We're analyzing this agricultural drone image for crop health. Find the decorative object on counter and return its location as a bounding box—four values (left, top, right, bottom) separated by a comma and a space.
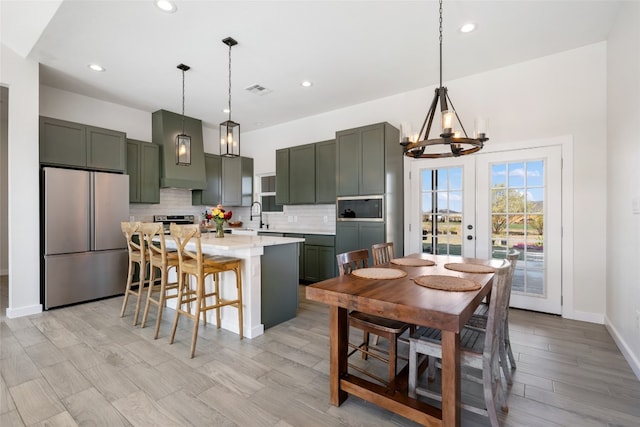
400, 0, 488, 159
204, 204, 233, 238
228, 220, 243, 228
220, 36, 240, 158
176, 63, 191, 165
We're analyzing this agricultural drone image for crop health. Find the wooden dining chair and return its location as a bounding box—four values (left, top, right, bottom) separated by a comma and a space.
120, 221, 148, 325
337, 249, 411, 390
139, 222, 180, 339
466, 249, 520, 384
408, 260, 511, 427
371, 242, 395, 266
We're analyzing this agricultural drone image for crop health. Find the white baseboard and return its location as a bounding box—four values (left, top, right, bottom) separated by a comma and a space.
6, 304, 43, 318
569, 310, 604, 324
605, 315, 640, 381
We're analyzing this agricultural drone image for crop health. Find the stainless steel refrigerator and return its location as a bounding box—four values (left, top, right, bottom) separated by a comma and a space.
41, 167, 129, 309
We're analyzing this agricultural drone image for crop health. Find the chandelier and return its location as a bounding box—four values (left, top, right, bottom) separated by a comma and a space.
220, 37, 240, 157
401, 0, 488, 158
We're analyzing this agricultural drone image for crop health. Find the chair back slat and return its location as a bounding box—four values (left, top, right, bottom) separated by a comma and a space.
121, 221, 144, 260
336, 249, 369, 276
170, 224, 202, 273
371, 242, 394, 265
482, 260, 511, 364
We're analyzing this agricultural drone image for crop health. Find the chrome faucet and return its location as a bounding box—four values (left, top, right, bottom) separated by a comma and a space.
250, 201, 266, 229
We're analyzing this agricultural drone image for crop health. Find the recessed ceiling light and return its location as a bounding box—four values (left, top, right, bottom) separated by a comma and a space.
460, 23, 476, 33
301, 81, 313, 87
155, 0, 177, 13
88, 64, 105, 72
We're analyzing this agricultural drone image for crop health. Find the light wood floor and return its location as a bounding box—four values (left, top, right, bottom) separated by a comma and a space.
1, 275, 639, 426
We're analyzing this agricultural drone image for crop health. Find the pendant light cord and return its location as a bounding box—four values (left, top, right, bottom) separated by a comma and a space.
439, 0, 443, 89
228, 43, 232, 122
181, 68, 186, 134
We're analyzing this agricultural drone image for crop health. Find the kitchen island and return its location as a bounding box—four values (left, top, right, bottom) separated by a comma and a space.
164, 233, 304, 338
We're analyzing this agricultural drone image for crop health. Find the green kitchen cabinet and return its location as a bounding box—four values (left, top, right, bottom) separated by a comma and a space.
40, 116, 126, 172
336, 222, 385, 266
289, 143, 316, 204
127, 139, 160, 204
192, 154, 222, 206
221, 156, 253, 207
315, 139, 336, 204
303, 234, 336, 282
275, 148, 290, 205
336, 122, 399, 196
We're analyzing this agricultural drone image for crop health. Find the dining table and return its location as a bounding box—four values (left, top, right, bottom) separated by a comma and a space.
305, 253, 503, 427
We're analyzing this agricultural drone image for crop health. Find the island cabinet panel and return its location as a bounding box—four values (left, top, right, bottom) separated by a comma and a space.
315, 139, 336, 204
40, 116, 126, 172
289, 143, 316, 204
336, 222, 384, 266
192, 153, 222, 206
221, 156, 253, 207
86, 125, 127, 172
127, 139, 160, 204
261, 243, 299, 329
275, 148, 290, 205
285, 233, 305, 281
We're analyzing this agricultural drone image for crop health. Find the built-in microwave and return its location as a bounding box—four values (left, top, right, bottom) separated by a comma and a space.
336, 196, 384, 221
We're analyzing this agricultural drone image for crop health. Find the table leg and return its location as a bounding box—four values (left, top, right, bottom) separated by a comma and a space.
329, 306, 348, 405
441, 330, 461, 427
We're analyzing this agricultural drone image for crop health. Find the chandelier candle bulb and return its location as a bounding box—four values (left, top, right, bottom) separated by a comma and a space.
475, 117, 489, 139
442, 110, 454, 134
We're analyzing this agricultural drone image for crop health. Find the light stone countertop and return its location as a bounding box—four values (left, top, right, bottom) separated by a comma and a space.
166, 233, 305, 251
227, 228, 335, 236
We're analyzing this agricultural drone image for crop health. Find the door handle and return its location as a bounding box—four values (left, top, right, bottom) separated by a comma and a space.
467, 235, 473, 240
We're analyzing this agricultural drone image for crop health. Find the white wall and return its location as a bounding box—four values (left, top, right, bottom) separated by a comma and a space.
605, 1, 640, 378
1, 86, 8, 275
40, 86, 152, 141
242, 42, 608, 321
1, 43, 42, 317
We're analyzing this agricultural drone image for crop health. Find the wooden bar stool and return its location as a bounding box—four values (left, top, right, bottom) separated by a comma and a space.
169, 224, 244, 358
120, 221, 148, 325
139, 222, 180, 339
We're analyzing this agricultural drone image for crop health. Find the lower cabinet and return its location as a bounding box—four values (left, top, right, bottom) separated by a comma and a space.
336, 222, 385, 266
303, 234, 336, 282
284, 233, 305, 281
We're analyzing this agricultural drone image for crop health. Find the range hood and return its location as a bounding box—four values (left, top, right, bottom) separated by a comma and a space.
152, 109, 207, 189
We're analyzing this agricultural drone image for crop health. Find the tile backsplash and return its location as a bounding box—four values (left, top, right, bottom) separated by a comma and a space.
129, 188, 336, 233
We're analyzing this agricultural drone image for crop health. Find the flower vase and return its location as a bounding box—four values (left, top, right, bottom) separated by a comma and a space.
215, 222, 225, 238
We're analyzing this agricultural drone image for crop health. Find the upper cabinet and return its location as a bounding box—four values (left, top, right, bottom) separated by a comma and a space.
275, 148, 290, 205
152, 109, 206, 190
276, 139, 336, 205
192, 153, 222, 206
221, 156, 253, 207
315, 139, 336, 204
127, 139, 160, 204
40, 116, 126, 172
336, 122, 399, 196
289, 143, 316, 204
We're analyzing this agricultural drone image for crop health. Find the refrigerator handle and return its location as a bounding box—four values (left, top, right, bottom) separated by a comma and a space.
90, 172, 96, 251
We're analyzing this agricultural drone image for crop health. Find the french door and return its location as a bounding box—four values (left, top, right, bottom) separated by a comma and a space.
409, 145, 562, 314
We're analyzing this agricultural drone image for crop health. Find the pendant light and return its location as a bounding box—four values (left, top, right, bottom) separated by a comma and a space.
401, 0, 488, 158
220, 37, 240, 157
176, 63, 191, 165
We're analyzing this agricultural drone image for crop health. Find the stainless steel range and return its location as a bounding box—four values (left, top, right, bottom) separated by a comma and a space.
153, 214, 195, 234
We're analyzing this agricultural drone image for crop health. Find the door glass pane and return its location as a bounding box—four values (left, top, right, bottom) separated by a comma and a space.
421, 167, 463, 255
490, 160, 545, 296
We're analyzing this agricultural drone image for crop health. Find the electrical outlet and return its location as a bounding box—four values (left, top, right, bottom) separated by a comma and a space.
294, 215, 298, 223
323, 215, 328, 223
238, 215, 242, 221
636, 310, 640, 329
288, 216, 293, 223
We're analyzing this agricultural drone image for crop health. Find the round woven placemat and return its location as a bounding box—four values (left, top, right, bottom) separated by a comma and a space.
390, 258, 435, 267
444, 263, 495, 274
413, 275, 481, 291
352, 268, 408, 280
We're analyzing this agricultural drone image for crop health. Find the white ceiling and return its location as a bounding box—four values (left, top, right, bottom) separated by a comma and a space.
3, 0, 622, 132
